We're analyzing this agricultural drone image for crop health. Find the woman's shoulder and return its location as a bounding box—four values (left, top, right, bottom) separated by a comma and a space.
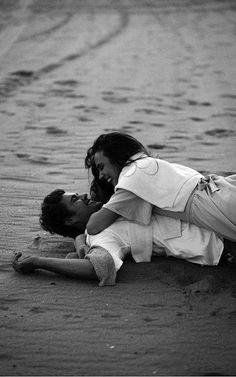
122, 155, 159, 178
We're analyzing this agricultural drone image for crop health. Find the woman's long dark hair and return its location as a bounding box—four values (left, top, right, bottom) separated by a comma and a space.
85, 132, 149, 201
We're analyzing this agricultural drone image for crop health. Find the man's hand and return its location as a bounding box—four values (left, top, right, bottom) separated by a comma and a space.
12, 252, 37, 273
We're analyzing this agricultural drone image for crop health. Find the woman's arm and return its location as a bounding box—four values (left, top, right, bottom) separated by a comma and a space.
12, 252, 97, 280
86, 208, 120, 235
87, 189, 153, 235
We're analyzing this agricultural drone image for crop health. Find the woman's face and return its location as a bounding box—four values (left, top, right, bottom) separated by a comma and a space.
94, 151, 121, 187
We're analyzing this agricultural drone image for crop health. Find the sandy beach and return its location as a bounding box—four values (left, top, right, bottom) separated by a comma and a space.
0, 0, 236, 375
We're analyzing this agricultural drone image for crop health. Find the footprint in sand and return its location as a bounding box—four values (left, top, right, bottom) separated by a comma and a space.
74, 105, 101, 115
0, 298, 20, 305
205, 128, 236, 137
74, 104, 86, 109
102, 94, 130, 104
148, 143, 179, 152
150, 122, 165, 128
54, 79, 79, 87
45, 79, 82, 99
114, 86, 134, 92
0, 70, 35, 100
29, 306, 45, 314
103, 128, 120, 132
16, 153, 50, 165
0, 109, 15, 116
35, 102, 46, 108
63, 314, 73, 319
163, 92, 184, 98
177, 77, 190, 83
220, 94, 236, 99
142, 317, 155, 322
190, 116, 205, 122
121, 125, 138, 132
212, 111, 236, 118
46, 126, 67, 135
77, 116, 92, 122
135, 108, 165, 115
141, 303, 165, 308
186, 99, 212, 107
103, 126, 141, 133
25, 125, 40, 130
46, 88, 75, 98
16, 153, 30, 159
170, 135, 190, 140
101, 313, 121, 318
83, 106, 100, 113
128, 120, 144, 125
11, 70, 35, 78
147, 143, 165, 150
121, 125, 141, 133
167, 104, 182, 111
188, 157, 210, 162
0, 305, 9, 311
200, 141, 217, 146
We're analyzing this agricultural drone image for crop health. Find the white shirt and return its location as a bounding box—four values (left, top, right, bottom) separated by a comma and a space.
86, 219, 131, 271
85, 216, 224, 272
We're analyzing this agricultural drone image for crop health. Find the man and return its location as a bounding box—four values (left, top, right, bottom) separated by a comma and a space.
13, 189, 233, 286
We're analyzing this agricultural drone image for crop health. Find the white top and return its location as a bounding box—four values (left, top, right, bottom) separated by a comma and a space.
86, 219, 130, 271
103, 154, 203, 239
116, 154, 203, 211
85, 215, 224, 272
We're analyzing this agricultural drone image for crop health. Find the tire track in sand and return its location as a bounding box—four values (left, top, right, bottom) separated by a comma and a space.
0, 4, 129, 102
0, 0, 32, 58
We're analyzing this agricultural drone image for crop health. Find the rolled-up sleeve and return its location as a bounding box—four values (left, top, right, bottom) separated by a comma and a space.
85, 246, 117, 286
103, 189, 152, 225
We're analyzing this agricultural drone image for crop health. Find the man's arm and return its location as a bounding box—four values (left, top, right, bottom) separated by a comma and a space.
12, 252, 97, 280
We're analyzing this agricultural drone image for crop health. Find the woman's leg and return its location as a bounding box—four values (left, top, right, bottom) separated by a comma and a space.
188, 175, 236, 241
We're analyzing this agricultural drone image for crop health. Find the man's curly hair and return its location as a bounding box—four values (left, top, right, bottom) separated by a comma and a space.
39, 189, 82, 239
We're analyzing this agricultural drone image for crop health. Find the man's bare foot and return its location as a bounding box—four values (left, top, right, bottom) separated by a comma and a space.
12, 252, 37, 273
222, 240, 236, 265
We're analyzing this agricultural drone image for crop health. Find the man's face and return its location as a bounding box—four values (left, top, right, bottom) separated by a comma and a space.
61, 192, 102, 229
94, 151, 121, 187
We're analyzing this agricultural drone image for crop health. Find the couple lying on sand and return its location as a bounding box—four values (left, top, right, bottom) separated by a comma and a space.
12, 133, 236, 286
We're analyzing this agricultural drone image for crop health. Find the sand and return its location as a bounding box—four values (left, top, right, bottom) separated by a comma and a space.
0, 0, 236, 375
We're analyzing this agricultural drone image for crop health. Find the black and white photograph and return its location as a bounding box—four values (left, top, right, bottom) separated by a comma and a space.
0, 0, 236, 376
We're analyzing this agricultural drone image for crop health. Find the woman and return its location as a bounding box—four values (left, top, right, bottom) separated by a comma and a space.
85, 132, 236, 243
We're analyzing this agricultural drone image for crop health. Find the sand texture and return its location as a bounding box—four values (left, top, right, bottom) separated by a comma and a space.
0, 0, 236, 375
